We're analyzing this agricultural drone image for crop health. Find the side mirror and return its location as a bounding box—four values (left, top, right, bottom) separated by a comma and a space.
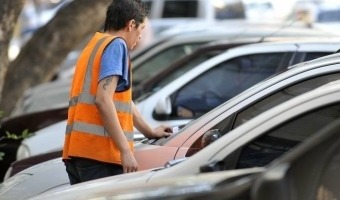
164, 157, 188, 168
201, 129, 222, 148
155, 96, 172, 115
199, 160, 226, 173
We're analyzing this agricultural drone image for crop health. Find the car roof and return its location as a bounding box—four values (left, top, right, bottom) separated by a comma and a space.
224, 37, 340, 48
159, 19, 323, 37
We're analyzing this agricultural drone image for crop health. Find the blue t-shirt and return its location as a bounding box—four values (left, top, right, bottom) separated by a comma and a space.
99, 38, 130, 92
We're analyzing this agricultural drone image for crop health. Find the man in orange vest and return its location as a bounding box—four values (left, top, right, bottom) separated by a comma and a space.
63, 0, 172, 184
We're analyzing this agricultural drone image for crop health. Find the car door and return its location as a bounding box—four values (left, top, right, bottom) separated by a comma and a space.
175, 65, 340, 159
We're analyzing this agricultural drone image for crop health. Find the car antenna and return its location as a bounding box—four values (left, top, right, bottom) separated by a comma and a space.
258, 17, 303, 42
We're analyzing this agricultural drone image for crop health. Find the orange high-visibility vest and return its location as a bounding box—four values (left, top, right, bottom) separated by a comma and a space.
62, 32, 134, 164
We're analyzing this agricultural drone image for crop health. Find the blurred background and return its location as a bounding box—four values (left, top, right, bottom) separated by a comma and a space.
9, 0, 340, 60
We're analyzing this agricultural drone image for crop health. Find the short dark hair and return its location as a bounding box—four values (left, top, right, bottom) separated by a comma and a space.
104, 0, 150, 32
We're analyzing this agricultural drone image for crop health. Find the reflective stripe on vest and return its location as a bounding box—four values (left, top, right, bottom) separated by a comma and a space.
65, 122, 134, 141
68, 94, 132, 114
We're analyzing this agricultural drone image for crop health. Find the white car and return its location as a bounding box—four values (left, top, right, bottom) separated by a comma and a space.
16, 39, 340, 160
134, 39, 340, 129
5, 53, 340, 200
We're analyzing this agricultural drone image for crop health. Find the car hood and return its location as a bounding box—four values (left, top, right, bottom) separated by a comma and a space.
29, 167, 264, 200
39, 170, 158, 199
0, 157, 159, 200
0, 158, 68, 200
1, 141, 176, 200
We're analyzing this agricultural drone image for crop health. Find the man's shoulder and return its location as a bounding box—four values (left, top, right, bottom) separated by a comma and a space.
111, 37, 127, 47
104, 37, 128, 54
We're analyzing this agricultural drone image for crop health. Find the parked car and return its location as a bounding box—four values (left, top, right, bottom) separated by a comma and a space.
15, 39, 340, 164
132, 20, 332, 86
5, 56, 340, 200
133, 37, 272, 99
132, 35, 335, 99
28, 109, 340, 200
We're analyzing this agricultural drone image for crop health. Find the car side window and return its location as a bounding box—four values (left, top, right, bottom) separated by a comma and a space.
304, 52, 332, 62
233, 73, 340, 128
235, 103, 340, 169
133, 43, 203, 85
162, 1, 198, 18
172, 53, 287, 118
292, 52, 333, 65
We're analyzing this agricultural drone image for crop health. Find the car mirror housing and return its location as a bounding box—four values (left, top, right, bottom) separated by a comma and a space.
201, 129, 222, 148
199, 160, 226, 173
155, 97, 172, 115
164, 157, 188, 168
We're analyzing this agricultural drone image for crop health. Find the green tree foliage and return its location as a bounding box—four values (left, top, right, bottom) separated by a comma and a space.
0, 111, 34, 160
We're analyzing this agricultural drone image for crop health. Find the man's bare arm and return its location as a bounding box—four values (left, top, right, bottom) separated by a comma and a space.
132, 101, 172, 139
95, 75, 137, 173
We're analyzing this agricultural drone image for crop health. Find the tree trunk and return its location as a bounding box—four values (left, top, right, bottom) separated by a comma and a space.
0, 0, 111, 116
0, 0, 25, 107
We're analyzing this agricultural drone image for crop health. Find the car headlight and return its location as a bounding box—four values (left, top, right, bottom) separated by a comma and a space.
16, 144, 30, 160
